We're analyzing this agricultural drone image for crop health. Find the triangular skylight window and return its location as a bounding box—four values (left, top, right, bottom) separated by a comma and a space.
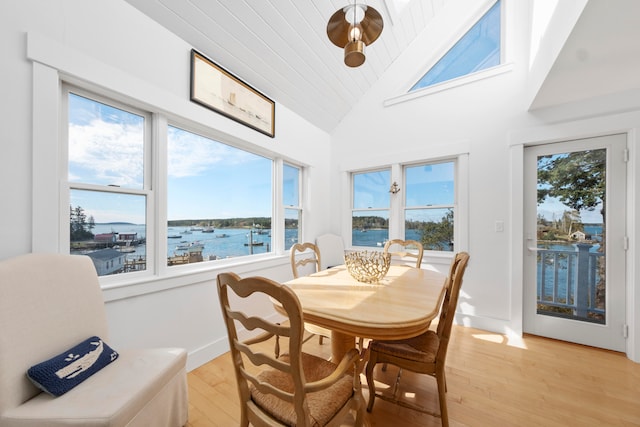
410, 0, 501, 92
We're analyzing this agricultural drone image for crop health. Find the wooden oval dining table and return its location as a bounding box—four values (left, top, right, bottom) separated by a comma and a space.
282, 264, 448, 361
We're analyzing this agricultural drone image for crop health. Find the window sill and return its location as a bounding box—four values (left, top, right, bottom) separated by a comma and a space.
383, 63, 514, 107
101, 253, 289, 302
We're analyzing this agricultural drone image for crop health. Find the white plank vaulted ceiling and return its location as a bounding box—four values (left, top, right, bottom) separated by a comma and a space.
124, 0, 640, 134
124, 0, 448, 133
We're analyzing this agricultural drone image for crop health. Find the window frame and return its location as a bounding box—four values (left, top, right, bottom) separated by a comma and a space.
402, 160, 457, 252
351, 168, 392, 246
347, 156, 467, 260
62, 85, 155, 283
283, 162, 302, 251
54, 82, 304, 286
409, 0, 503, 93
384, 0, 514, 107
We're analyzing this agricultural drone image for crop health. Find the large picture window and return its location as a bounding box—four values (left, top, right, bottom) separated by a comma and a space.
167, 125, 273, 265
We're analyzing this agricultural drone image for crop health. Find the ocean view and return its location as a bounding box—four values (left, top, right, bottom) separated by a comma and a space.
79, 224, 453, 262
80, 223, 603, 294
85, 223, 288, 261
76, 225, 430, 268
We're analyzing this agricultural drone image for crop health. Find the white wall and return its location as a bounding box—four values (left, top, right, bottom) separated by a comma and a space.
2, 0, 639, 368
330, 0, 640, 361
1, 0, 331, 370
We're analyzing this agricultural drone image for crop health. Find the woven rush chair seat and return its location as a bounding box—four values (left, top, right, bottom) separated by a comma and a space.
367, 330, 439, 364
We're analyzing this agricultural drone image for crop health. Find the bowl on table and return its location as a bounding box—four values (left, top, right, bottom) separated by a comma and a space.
344, 250, 391, 283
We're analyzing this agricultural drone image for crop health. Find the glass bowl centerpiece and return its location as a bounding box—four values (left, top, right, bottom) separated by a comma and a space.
344, 250, 391, 283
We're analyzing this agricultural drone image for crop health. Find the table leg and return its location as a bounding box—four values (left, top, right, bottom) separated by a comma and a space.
331, 331, 356, 361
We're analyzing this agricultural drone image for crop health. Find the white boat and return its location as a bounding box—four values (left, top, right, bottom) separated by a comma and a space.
114, 244, 135, 253
176, 241, 205, 252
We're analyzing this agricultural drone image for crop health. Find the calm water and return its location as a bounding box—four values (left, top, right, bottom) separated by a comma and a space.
89, 224, 298, 260
87, 225, 422, 261
351, 229, 422, 247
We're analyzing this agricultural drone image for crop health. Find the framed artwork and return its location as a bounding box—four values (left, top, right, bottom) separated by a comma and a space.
190, 49, 275, 137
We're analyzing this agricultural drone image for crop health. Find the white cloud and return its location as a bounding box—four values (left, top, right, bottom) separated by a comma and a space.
68, 119, 144, 187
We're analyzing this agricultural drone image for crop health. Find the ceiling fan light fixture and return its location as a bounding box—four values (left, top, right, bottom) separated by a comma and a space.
327, 1, 383, 68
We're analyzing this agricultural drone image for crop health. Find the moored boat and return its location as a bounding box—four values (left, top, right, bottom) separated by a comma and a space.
176, 241, 205, 252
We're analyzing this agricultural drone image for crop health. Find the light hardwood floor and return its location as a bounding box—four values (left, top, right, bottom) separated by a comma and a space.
186, 325, 640, 426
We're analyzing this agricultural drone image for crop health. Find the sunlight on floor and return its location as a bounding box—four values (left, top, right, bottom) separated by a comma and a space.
471, 332, 528, 349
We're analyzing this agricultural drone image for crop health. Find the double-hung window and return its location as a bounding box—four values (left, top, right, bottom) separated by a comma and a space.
66, 88, 151, 276
351, 169, 391, 247
283, 163, 302, 250
404, 161, 455, 251
351, 160, 457, 253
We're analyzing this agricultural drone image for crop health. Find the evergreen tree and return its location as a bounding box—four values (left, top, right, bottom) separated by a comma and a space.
70, 205, 95, 241
420, 210, 454, 251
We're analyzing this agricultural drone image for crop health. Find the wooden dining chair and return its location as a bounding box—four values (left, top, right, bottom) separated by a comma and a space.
383, 239, 424, 268
290, 242, 333, 346
217, 272, 365, 427
365, 252, 470, 427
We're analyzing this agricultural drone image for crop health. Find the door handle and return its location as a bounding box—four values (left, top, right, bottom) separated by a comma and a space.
526, 236, 539, 252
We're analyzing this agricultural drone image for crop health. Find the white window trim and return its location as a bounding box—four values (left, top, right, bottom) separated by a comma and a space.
345, 154, 469, 264
282, 161, 303, 249
384, 63, 514, 107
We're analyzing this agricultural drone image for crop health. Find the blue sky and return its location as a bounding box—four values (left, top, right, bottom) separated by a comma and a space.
410, 0, 500, 91
68, 93, 271, 224
538, 196, 603, 224
68, 92, 602, 227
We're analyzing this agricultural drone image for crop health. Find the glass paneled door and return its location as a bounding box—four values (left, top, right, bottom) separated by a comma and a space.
523, 134, 627, 352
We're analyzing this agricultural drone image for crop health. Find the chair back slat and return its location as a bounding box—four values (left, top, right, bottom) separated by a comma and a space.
383, 239, 424, 268
290, 242, 321, 278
